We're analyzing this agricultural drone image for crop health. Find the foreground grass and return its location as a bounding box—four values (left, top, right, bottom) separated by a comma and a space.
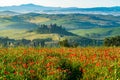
0, 47, 120, 80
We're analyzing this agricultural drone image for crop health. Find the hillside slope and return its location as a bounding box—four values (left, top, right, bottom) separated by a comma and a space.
70, 27, 120, 39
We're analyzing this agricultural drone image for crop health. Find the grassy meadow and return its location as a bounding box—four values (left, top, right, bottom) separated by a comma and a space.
0, 47, 120, 80
0, 29, 60, 40
69, 27, 120, 39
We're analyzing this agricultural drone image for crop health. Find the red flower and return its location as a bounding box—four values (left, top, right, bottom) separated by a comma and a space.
29, 70, 35, 73
4, 71, 9, 75
69, 53, 77, 57
96, 62, 101, 67
19, 72, 23, 76
14, 71, 17, 75
29, 62, 34, 66
22, 63, 28, 68
46, 62, 53, 68
48, 71, 55, 75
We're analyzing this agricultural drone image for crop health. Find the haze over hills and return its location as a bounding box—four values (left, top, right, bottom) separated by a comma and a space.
0, 4, 120, 15
0, 11, 19, 16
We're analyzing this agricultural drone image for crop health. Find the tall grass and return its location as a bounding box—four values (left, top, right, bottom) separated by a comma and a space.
0, 47, 120, 80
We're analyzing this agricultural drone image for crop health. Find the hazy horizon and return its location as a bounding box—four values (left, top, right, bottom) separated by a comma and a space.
0, 0, 120, 8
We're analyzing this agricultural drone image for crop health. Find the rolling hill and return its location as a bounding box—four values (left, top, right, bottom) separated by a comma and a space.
0, 12, 120, 41
16, 13, 120, 29
69, 27, 120, 40
0, 11, 19, 16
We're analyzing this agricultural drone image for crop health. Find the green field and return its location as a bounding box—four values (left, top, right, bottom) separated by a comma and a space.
70, 27, 120, 39
0, 29, 61, 40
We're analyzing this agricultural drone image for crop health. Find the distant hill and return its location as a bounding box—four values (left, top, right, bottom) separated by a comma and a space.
0, 4, 60, 13
1, 13, 119, 30
19, 13, 120, 29
0, 11, 19, 16
0, 4, 120, 15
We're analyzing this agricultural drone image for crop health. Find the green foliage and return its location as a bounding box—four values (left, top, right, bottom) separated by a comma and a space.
59, 39, 70, 47
59, 39, 79, 47
0, 37, 52, 47
34, 24, 76, 36
104, 36, 120, 46
59, 59, 82, 80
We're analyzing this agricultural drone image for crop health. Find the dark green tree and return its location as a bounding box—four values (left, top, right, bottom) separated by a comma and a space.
104, 36, 120, 46
59, 39, 70, 47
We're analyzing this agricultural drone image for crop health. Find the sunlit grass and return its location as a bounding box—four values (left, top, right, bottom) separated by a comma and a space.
0, 29, 60, 40
28, 17, 50, 24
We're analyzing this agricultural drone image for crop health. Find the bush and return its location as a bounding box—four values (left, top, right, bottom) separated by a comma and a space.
59, 39, 70, 47
59, 39, 79, 47
104, 36, 120, 46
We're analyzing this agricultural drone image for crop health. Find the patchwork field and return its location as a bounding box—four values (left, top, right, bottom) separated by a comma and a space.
0, 47, 120, 80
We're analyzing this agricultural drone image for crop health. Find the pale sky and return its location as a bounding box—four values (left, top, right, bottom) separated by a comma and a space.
0, 0, 120, 8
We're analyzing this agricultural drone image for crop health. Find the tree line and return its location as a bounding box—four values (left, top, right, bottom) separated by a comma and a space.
1, 35, 119, 47
0, 37, 52, 47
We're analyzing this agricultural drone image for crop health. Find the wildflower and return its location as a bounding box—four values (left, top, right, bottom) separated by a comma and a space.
69, 53, 77, 57
29, 70, 35, 73
57, 67, 62, 71
96, 62, 101, 67
48, 71, 55, 75
36, 61, 39, 64
46, 62, 53, 68
29, 62, 34, 66
13, 65, 17, 69
47, 67, 51, 70
4, 71, 9, 75
22, 63, 28, 68
13, 71, 17, 75
19, 72, 23, 76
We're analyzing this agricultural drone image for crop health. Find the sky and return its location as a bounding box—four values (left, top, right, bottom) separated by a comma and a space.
0, 0, 120, 8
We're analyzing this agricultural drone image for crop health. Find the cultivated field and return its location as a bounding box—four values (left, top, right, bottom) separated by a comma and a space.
0, 47, 120, 80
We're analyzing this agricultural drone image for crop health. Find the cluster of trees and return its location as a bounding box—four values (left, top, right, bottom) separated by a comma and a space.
59, 39, 79, 47
104, 36, 120, 46
0, 37, 52, 47
0, 37, 103, 48
59, 38, 103, 47
33, 24, 75, 36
